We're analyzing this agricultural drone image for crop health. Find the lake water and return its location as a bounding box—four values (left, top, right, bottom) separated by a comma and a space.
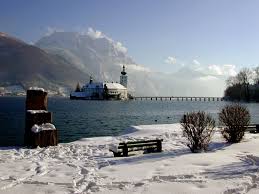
1, 97, 259, 146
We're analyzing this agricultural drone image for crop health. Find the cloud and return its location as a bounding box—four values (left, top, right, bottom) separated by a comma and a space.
87, 27, 127, 54
164, 56, 177, 64
207, 64, 237, 77
45, 27, 64, 36
198, 75, 219, 81
44, 26, 128, 54
126, 64, 151, 72
208, 65, 223, 75
87, 27, 104, 39
176, 60, 238, 84
193, 59, 200, 66
186, 59, 237, 78
114, 41, 128, 53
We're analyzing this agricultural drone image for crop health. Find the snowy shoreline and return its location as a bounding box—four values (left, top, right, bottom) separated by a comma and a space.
1, 123, 259, 194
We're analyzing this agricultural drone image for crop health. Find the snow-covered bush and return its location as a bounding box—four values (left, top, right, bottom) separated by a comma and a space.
219, 104, 250, 143
180, 111, 215, 153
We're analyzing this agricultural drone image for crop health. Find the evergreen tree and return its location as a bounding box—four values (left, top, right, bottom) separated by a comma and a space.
75, 82, 81, 92
103, 84, 109, 99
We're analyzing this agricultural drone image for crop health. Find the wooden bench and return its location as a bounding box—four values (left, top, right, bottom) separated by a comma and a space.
248, 124, 259, 133
218, 124, 259, 133
109, 139, 163, 157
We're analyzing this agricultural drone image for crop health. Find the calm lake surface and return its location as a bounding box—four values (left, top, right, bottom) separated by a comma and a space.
1, 97, 259, 146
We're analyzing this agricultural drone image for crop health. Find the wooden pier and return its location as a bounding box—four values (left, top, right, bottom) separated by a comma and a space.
134, 96, 224, 101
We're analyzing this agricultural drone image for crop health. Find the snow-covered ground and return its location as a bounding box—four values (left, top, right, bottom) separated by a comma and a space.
1, 124, 259, 194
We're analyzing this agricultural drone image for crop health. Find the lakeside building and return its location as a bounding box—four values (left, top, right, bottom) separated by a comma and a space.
70, 66, 128, 100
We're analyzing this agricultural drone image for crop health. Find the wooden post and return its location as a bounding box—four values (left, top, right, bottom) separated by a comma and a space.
24, 88, 58, 148
26, 89, 48, 110
24, 111, 53, 146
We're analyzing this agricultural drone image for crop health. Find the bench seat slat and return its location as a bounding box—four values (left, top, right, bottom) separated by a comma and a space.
119, 139, 163, 145
118, 142, 159, 149
129, 146, 157, 151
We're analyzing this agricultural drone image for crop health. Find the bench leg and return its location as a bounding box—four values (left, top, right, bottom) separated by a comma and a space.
157, 140, 162, 152
122, 144, 128, 157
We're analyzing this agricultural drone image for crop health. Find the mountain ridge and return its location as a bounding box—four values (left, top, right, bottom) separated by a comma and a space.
0, 32, 90, 95
0, 31, 226, 96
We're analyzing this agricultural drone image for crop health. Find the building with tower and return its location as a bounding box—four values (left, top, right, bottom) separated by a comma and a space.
120, 65, 128, 88
70, 66, 128, 100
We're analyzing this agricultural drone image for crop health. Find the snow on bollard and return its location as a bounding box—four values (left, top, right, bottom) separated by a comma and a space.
24, 110, 53, 146
24, 88, 58, 147
30, 123, 58, 147
31, 123, 56, 133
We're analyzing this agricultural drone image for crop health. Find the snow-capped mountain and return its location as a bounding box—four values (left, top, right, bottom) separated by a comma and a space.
0, 30, 226, 96
35, 31, 158, 95
35, 30, 225, 96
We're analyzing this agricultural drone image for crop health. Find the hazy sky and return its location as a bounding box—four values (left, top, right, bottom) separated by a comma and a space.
1, 0, 259, 73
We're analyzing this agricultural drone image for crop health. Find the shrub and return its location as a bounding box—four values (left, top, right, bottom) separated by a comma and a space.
219, 104, 250, 143
180, 111, 215, 153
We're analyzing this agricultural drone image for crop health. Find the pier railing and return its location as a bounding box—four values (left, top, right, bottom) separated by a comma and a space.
134, 96, 224, 101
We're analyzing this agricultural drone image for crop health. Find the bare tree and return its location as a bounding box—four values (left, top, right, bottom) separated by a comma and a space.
235, 68, 252, 101
253, 66, 259, 84
226, 76, 238, 87
180, 112, 215, 153
236, 68, 251, 85
219, 104, 250, 143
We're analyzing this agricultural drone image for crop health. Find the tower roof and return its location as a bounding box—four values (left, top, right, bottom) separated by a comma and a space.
121, 65, 127, 75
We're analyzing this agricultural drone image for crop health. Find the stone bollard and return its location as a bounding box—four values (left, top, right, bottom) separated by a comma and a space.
24, 88, 58, 147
